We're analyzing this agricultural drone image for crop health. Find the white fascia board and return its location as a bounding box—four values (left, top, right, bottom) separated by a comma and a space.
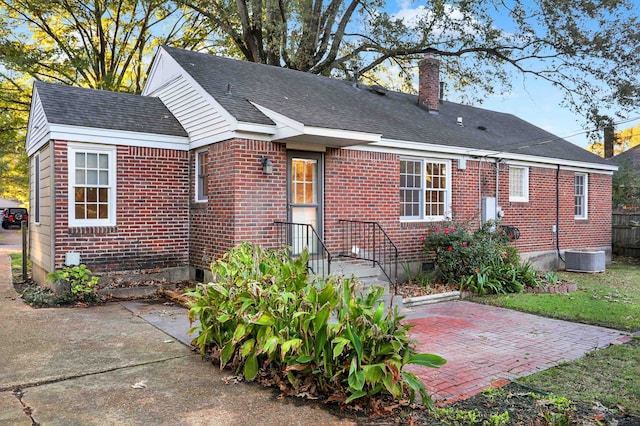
304, 126, 381, 143
47, 124, 190, 150
143, 47, 240, 131
251, 102, 381, 143
236, 121, 277, 136
251, 102, 305, 139
361, 139, 617, 173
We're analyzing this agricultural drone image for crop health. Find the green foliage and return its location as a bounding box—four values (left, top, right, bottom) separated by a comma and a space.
187, 242, 446, 407
533, 394, 575, 426
461, 261, 541, 296
47, 264, 99, 303
422, 221, 515, 285
612, 159, 640, 209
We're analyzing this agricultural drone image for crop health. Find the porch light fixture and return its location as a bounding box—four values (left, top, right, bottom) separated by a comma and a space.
261, 157, 274, 175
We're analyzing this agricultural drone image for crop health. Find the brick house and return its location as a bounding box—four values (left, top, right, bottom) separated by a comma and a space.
25, 46, 616, 285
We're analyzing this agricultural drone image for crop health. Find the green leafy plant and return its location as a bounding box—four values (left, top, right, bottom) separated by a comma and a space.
422, 221, 515, 285
187, 242, 446, 408
544, 271, 560, 285
47, 264, 99, 303
534, 394, 575, 426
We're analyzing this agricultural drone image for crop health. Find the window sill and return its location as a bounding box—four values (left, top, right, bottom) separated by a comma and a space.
68, 226, 117, 236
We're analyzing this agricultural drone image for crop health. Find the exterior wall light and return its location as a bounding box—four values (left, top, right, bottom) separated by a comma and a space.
261, 157, 274, 175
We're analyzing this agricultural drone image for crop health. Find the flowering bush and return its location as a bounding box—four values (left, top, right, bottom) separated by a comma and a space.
422, 221, 516, 285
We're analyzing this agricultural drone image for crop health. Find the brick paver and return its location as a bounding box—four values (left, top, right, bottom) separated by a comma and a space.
403, 301, 629, 403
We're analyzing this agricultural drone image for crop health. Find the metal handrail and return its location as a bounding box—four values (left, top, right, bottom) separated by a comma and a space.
273, 221, 331, 277
338, 219, 399, 294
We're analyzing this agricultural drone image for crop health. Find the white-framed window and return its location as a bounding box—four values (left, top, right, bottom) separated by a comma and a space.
400, 158, 451, 221
195, 149, 208, 202
33, 152, 41, 224
67, 144, 116, 227
574, 173, 588, 219
509, 166, 529, 202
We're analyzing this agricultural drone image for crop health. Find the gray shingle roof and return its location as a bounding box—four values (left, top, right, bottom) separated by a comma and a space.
610, 144, 640, 166
34, 81, 187, 137
163, 46, 610, 166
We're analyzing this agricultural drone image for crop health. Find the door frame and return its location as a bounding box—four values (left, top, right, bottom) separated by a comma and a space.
286, 150, 324, 239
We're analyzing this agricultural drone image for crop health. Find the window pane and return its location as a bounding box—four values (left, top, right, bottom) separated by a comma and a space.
87, 188, 97, 203
87, 170, 98, 185
87, 153, 98, 168
98, 204, 108, 219
99, 171, 109, 185
99, 188, 108, 202
87, 204, 97, 219
75, 204, 85, 219
99, 154, 108, 169
75, 188, 85, 203
75, 169, 85, 185
75, 153, 85, 167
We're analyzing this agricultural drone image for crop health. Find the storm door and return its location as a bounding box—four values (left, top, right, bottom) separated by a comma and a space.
287, 152, 323, 255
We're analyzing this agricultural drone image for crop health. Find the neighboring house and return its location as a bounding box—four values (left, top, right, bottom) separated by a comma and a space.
610, 144, 640, 167
25, 46, 616, 285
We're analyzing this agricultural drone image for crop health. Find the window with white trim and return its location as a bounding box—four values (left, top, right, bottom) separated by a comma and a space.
196, 149, 208, 202
68, 144, 116, 227
33, 153, 41, 224
509, 166, 529, 202
574, 173, 588, 219
400, 158, 451, 221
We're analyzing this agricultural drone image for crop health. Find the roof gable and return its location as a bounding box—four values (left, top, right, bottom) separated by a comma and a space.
610, 144, 640, 166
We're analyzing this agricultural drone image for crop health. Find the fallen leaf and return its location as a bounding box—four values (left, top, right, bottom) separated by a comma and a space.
164, 339, 174, 343
131, 381, 147, 389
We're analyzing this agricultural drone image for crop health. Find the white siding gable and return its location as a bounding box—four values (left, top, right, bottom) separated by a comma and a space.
25, 89, 50, 156
153, 75, 233, 148
144, 47, 252, 149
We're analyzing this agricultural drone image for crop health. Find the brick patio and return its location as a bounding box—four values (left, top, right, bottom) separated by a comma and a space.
403, 301, 629, 403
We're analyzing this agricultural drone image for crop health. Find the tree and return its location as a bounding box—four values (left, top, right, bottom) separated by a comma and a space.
588, 122, 640, 158
179, 0, 640, 127
0, 0, 209, 202
612, 160, 640, 209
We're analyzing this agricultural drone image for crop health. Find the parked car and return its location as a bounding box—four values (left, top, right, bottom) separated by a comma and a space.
1, 208, 28, 229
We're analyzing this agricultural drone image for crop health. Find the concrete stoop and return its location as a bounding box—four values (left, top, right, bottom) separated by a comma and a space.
330, 259, 397, 308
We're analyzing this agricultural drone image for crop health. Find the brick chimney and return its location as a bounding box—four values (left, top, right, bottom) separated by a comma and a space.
418, 54, 440, 112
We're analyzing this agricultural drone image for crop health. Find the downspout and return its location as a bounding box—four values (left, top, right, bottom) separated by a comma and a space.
555, 165, 565, 263
495, 158, 500, 218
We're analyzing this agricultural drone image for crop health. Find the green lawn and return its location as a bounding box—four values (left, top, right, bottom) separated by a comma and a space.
519, 337, 640, 417
474, 257, 640, 416
475, 258, 640, 332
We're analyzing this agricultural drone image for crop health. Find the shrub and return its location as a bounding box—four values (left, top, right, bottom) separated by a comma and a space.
47, 264, 99, 304
422, 221, 513, 284
187, 242, 446, 407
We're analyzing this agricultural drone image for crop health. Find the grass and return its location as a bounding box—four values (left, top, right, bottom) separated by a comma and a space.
474, 258, 640, 331
519, 337, 640, 417
473, 256, 640, 417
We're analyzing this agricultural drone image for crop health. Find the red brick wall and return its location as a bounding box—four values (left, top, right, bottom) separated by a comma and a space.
51, 138, 612, 275
52, 141, 189, 272
188, 139, 287, 272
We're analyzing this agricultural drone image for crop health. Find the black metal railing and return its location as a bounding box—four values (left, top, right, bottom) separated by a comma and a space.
274, 221, 332, 277
338, 219, 398, 293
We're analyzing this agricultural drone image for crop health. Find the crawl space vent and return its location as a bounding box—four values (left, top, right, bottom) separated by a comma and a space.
564, 250, 605, 273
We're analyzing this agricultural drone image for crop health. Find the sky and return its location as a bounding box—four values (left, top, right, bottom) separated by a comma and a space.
387, 0, 640, 150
